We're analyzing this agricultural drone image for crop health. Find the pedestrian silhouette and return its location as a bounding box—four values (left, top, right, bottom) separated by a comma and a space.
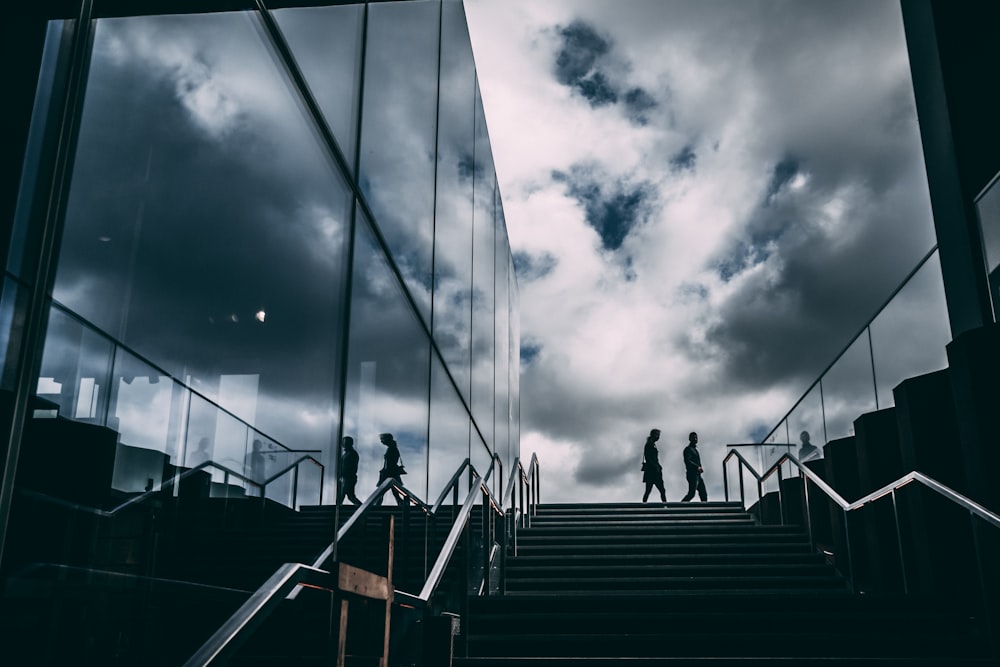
641, 428, 667, 503
375, 432, 406, 505
798, 430, 820, 462
338, 436, 362, 505
681, 431, 708, 502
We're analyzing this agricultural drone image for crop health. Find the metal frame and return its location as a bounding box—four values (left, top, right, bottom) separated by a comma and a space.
723, 448, 1000, 611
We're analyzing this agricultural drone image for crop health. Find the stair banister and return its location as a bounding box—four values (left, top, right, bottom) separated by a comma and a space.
726, 447, 1000, 606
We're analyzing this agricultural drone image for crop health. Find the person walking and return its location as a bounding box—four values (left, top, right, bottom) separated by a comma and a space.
338, 436, 362, 505
375, 432, 406, 505
641, 428, 667, 503
681, 431, 708, 502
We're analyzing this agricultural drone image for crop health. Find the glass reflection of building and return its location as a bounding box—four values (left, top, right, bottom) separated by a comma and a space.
1, 0, 518, 661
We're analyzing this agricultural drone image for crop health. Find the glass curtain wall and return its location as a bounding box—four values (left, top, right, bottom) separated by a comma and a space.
0, 1, 519, 660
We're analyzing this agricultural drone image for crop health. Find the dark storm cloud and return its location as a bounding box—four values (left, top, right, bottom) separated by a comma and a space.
552, 19, 657, 124
554, 20, 615, 105
765, 157, 801, 202
623, 87, 657, 126
669, 145, 697, 172
520, 342, 542, 365
513, 250, 558, 281
552, 165, 656, 252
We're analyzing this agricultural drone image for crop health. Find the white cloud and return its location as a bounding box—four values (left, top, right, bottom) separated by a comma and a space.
466, 0, 940, 502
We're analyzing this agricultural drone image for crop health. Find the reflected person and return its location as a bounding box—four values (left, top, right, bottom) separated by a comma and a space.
375, 433, 406, 506
338, 436, 362, 505
641, 428, 667, 503
681, 431, 708, 502
798, 431, 820, 462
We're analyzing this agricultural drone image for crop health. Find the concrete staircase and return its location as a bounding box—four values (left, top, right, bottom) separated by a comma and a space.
455, 501, 995, 665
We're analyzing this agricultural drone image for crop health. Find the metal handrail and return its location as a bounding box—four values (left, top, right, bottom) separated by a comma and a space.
419, 457, 502, 601
185, 452, 539, 665
182, 563, 333, 667
723, 448, 1000, 599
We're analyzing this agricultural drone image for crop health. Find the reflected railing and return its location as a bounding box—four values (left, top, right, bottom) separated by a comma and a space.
759, 246, 950, 461
28, 300, 323, 510
186, 451, 541, 666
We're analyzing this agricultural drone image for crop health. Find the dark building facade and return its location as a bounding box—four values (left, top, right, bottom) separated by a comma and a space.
0, 1, 519, 660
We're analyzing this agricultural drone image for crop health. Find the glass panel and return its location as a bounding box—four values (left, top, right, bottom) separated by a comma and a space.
185, 390, 251, 497
786, 382, 825, 464
821, 333, 878, 442
494, 213, 510, 494
471, 82, 495, 452
976, 173, 1000, 312
870, 252, 951, 408
108, 348, 182, 494
7, 21, 70, 281
343, 213, 430, 503
509, 259, 521, 472
428, 353, 470, 503
272, 4, 363, 170
358, 0, 440, 323
50, 11, 351, 486
25, 306, 114, 505
0, 278, 29, 393
432, 0, 476, 405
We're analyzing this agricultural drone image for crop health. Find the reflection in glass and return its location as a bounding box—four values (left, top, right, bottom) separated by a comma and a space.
343, 213, 430, 502
869, 253, 950, 408
428, 355, 470, 502
494, 218, 511, 486
509, 262, 521, 476
786, 382, 825, 464
821, 334, 877, 441
433, 0, 476, 404
7, 21, 71, 281
471, 82, 496, 452
273, 4, 364, 170
1, 279, 29, 392
976, 173, 1000, 312
359, 0, 440, 322
51, 11, 351, 488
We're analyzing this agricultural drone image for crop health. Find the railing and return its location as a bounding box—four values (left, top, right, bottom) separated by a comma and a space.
22, 454, 324, 517
760, 246, 950, 455
723, 448, 1000, 650
186, 452, 540, 665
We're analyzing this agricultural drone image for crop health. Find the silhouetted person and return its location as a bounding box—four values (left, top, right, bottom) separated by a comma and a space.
375, 432, 406, 505
798, 430, 820, 462
338, 436, 362, 505
249, 438, 266, 496
641, 428, 667, 503
681, 431, 707, 502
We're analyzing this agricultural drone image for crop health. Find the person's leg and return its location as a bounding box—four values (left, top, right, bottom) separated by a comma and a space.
656, 480, 666, 502
643, 482, 653, 502
681, 473, 697, 502
697, 475, 707, 502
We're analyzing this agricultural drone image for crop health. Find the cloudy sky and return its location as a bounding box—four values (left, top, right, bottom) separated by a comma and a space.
464, 0, 943, 503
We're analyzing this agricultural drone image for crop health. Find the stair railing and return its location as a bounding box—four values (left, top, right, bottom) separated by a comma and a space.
723, 447, 1000, 639
183, 452, 537, 665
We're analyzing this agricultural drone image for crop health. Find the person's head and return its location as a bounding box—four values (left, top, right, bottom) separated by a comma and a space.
649, 428, 660, 442
800, 431, 811, 445
379, 433, 395, 447
689, 432, 698, 444
343, 436, 354, 450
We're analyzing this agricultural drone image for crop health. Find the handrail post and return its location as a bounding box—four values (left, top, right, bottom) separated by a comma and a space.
739, 461, 746, 509
292, 464, 299, 510
777, 464, 786, 525
843, 507, 855, 594
891, 489, 907, 594
803, 475, 814, 547
723, 458, 729, 502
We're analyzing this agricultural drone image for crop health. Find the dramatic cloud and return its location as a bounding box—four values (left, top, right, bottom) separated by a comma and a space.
467, 0, 947, 503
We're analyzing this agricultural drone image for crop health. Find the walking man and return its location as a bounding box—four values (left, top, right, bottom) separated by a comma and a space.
681, 431, 707, 502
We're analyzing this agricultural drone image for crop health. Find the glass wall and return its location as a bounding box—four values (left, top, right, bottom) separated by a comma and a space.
0, 2, 519, 661
975, 172, 1000, 317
